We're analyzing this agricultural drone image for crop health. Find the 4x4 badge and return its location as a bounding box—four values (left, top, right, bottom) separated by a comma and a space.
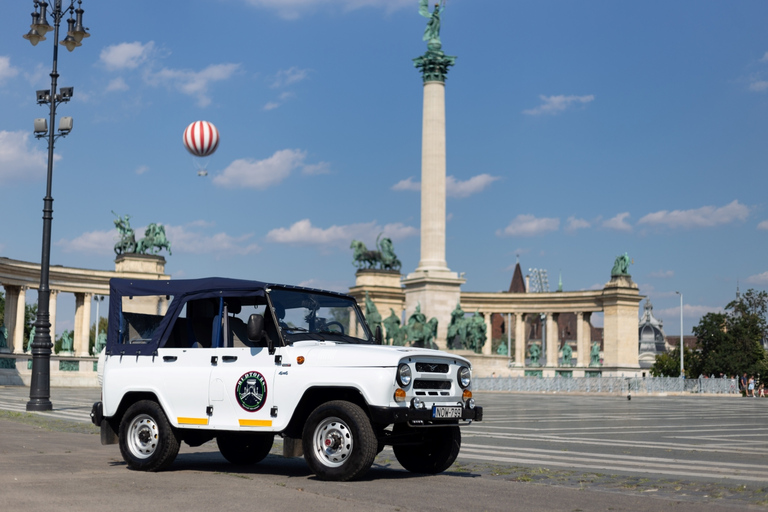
236, 371, 268, 412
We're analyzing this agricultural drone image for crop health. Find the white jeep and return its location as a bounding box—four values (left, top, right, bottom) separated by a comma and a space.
91, 277, 482, 481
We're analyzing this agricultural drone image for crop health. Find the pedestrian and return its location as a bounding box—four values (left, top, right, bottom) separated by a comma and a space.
759, 382, 765, 398
748, 375, 755, 397
741, 373, 748, 396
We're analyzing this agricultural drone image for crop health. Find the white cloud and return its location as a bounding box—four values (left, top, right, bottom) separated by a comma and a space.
0, 56, 19, 83
657, 304, 723, 319
271, 67, 310, 88
392, 176, 420, 192
746, 272, 768, 285
135, 165, 149, 175
263, 102, 280, 111
302, 161, 331, 175
757, 220, 768, 230
523, 94, 595, 116
100, 42, 155, 71
649, 270, 674, 279
55, 230, 115, 255
638, 200, 749, 229
749, 80, 768, 92
446, 174, 500, 198
267, 219, 416, 247
565, 216, 590, 232
497, 214, 559, 237
164, 224, 261, 256
602, 212, 632, 232
145, 63, 240, 107
761, 52, 768, 63
106, 77, 129, 92
213, 149, 306, 189
0, 130, 59, 185
242, 0, 413, 20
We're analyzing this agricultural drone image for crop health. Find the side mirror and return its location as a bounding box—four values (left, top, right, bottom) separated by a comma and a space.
375, 325, 383, 345
247, 314, 265, 342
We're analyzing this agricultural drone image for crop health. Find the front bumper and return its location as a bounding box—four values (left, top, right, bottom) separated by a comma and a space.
368, 404, 483, 425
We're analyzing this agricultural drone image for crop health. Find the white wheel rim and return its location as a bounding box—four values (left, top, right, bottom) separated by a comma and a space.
312, 416, 353, 468
127, 413, 158, 460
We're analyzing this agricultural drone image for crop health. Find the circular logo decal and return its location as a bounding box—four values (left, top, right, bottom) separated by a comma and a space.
236, 371, 268, 412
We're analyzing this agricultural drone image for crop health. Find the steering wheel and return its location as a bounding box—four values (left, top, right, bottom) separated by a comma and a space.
324, 321, 345, 334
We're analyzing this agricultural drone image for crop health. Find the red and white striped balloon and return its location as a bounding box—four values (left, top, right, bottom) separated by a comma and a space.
183, 120, 219, 157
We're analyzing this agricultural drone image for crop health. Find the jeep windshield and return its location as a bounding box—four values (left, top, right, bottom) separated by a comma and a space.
267, 288, 372, 344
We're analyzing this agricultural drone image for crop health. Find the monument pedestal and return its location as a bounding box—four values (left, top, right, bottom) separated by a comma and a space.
348, 269, 405, 320
402, 269, 465, 350
602, 274, 642, 369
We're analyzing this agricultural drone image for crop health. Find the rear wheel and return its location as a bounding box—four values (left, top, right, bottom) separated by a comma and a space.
217, 432, 275, 465
392, 424, 461, 474
119, 400, 179, 472
302, 400, 377, 481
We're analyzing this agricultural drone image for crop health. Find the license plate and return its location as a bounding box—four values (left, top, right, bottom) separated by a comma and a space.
432, 406, 462, 419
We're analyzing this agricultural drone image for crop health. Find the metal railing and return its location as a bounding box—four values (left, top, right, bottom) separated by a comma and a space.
474, 376, 740, 395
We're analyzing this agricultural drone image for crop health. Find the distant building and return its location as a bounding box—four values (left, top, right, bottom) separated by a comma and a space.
638, 299, 666, 369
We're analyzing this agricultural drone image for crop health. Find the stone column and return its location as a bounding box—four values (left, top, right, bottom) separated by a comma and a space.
514, 313, 526, 366
482, 313, 492, 355
13, 287, 27, 355
74, 293, 92, 357
546, 313, 558, 367
576, 312, 586, 367
602, 276, 642, 368
49, 290, 58, 341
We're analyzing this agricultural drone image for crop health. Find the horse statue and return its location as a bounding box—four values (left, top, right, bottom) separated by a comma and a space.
113, 212, 136, 255
136, 223, 172, 256
350, 240, 381, 269
378, 236, 402, 271
351, 233, 401, 270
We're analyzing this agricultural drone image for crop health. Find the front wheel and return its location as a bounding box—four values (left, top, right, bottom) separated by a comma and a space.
302, 400, 377, 481
119, 400, 180, 472
217, 433, 275, 465
392, 424, 461, 474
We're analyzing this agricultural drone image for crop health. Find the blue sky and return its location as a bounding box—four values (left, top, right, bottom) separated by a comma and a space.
1, 0, 768, 337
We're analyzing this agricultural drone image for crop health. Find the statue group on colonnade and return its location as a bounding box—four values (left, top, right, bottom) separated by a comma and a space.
113, 212, 172, 256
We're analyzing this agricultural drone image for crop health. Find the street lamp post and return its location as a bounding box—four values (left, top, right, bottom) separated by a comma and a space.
676, 291, 684, 378
23, 0, 89, 412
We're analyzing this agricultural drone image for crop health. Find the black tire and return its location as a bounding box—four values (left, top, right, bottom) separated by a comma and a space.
119, 400, 180, 472
217, 432, 275, 465
392, 424, 461, 474
302, 400, 377, 481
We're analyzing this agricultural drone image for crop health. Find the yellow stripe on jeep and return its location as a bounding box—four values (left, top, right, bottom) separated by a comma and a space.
238, 419, 273, 427
177, 417, 209, 425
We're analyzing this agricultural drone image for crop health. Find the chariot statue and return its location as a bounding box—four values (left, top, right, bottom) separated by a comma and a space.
113, 211, 136, 255
136, 223, 172, 256
350, 233, 401, 271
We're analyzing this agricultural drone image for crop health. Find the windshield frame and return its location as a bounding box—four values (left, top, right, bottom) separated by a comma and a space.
266, 286, 373, 345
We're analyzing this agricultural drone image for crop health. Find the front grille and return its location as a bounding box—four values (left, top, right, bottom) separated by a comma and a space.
413, 379, 451, 390
415, 362, 449, 373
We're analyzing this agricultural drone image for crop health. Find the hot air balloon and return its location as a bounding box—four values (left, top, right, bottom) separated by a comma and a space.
183, 120, 219, 176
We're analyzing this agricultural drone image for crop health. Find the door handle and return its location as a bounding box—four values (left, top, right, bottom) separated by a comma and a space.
163, 356, 177, 362
222, 355, 238, 363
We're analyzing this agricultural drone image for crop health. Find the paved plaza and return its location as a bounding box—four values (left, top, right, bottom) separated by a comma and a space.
2, 387, 768, 510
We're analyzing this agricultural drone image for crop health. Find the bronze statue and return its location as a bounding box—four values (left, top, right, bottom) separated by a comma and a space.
59, 331, 73, 353
364, 292, 382, 338
136, 223, 172, 256
467, 312, 487, 353
529, 343, 541, 366
446, 302, 467, 349
419, 0, 444, 44
350, 233, 401, 271
383, 308, 403, 346
611, 252, 631, 277
0, 325, 7, 349
113, 211, 136, 255
561, 342, 573, 366
590, 341, 601, 366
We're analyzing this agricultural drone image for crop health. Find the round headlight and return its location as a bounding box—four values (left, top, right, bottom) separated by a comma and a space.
458, 366, 471, 389
397, 363, 412, 387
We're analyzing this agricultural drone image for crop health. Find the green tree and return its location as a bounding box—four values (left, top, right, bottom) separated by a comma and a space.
688, 289, 768, 378
650, 346, 697, 377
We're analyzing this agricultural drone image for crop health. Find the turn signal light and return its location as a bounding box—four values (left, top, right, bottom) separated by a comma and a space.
394, 388, 406, 402
463, 389, 472, 400
297, 356, 305, 365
